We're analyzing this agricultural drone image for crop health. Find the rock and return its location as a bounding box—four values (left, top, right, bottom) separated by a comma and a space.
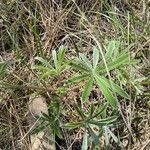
28, 95, 55, 150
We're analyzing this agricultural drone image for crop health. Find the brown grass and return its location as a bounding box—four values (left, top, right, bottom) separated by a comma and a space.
0, 0, 150, 149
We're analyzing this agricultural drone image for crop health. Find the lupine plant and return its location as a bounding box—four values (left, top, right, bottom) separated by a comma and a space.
32, 45, 67, 79
68, 40, 132, 107
32, 40, 136, 149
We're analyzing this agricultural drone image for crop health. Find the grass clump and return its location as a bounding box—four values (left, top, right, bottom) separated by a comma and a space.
0, 0, 150, 150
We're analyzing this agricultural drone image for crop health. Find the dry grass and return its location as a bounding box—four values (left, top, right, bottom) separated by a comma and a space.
0, 0, 150, 149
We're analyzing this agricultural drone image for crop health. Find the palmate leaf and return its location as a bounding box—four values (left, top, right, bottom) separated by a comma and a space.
94, 75, 117, 108
98, 77, 129, 99
82, 78, 93, 102
93, 47, 99, 70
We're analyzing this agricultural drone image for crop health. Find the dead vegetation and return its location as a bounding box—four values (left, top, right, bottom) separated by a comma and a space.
0, 0, 150, 150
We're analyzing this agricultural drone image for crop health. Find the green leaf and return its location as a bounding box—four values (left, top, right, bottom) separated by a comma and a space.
95, 75, 117, 108
89, 128, 101, 146
68, 74, 89, 83
89, 116, 117, 126
52, 50, 58, 69
31, 122, 49, 134
53, 123, 62, 138
98, 77, 129, 99
82, 78, 93, 102
32, 65, 53, 71
35, 57, 51, 67
93, 47, 99, 70
63, 122, 82, 129
113, 41, 120, 58
81, 130, 88, 150
58, 45, 66, 65
98, 52, 129, 73
0, 63, 7, 76
105, 126, 119, 143
39, 70, 56, 78
89, 103, 95, 117
79, 53, 92, 70
103, 126, 110, 150
90, 103, 108, 119
69, 62, 89, 72
111, 83, 129, 99
105, 40, 116, 59
58, 64, 67, 73
74, 104, 86, 119
52, 100, 60, 116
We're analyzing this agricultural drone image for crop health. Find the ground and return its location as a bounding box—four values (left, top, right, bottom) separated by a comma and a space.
0, 0, 150, 150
